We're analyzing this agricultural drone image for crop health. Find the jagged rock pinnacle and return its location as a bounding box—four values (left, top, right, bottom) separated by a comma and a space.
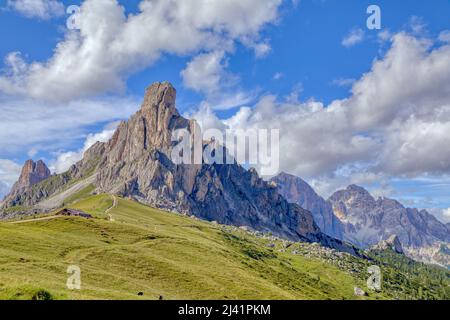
371, 235, 404, 254
2, 159, 51, 205
141, 81, 177, 113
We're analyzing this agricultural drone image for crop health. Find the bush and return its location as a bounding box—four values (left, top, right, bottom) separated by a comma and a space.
32, 289, 53, 301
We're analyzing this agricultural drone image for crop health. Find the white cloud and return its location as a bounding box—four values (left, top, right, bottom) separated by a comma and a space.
0, 0, 282, 102
0, 181, 10, 200
7, 0, 65, 20
342, 28, 365, 47
443, 208, 450, 220
438, 30, 450, 43
378, 29, 393, 43
51, 124, 118, 173
331, 78, 355, 87
181, 51, 230, 97
0, 159, 22, 199
273, 72, 283, 80
189, 31, 450, 188
253, 40, 272, 58
181, 50, 256, 110
0, 96, 138, 157
0, 159, 22, 186
27, 147, 39, 158
409, 16, 427, 35
428, 208, 450, 224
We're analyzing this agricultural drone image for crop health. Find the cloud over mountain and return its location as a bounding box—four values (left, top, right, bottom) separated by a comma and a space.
0, 0, 282, 102
191, 32, 450, 198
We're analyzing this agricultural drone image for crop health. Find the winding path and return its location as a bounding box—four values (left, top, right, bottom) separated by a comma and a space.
105, 195, 117, 222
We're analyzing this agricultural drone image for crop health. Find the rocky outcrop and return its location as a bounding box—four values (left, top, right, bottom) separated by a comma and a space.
10, 160, 50, 194
0, 82, 361, 253
271, 172, 344, 239
404, 243, 450, 269
328, 185, 450, 250
371, 235, 404, 254
91, 82, 330, 243
1, 144, 105, 211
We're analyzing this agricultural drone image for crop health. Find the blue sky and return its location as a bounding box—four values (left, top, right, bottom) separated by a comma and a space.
0, 0, 449, 222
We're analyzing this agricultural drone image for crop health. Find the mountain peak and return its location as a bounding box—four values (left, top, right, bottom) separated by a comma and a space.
141, 81, 177, 113
2, 159, 51, 203
346, 184, 370, 194
94, 83, 330, 244
17, 159, 50, 188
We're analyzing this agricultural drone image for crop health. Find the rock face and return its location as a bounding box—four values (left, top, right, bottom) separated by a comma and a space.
371, 235, 404, 254
89, 82, 359, 246
0, 82, 362, 253
12, 160, 50, 193
328, 185, 450, 250
2, 160, 51, 206
271, 172, 343, 239
269, 172, 449, 266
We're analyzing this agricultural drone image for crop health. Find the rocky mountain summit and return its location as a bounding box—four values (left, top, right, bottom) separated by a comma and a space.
328, 185, 450, 250
270, 172, 343, 239
1, 82, 357, 253
271, 173, 449, 267
2, 160, 51, 206
91, 82, 352, 247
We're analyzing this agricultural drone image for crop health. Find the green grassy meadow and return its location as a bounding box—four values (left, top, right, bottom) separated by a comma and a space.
0, 194, 378, 300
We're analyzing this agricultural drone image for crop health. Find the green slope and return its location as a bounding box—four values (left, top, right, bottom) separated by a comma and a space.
0, 195, 447, 300
0, 194, 370, 300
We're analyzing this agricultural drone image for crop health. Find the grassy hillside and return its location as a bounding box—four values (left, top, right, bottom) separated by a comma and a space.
0, 194, 447, 300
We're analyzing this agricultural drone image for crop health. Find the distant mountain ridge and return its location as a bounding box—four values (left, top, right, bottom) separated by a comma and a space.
272, 173, 450, 267
328, 185, 449, 249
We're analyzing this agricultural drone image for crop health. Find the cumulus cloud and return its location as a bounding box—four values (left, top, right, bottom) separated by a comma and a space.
181, 51, 255, 110
181, 51, 231, 97
273, 72, 283, 80
331, 78, 355, 87
428, 208, 450, 224
444, 208, 450, 220
439, 30, 450, 43
0, 181, 10, 200
0, 159, 22, 199
252, 40, 272, 58
7, 0, 65, 20
342, 28, 365, 47
0, 96, 138, 157
189, 31, 450, 194
0, 0, 282, 102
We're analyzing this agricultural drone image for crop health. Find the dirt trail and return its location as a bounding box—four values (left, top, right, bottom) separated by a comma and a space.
9, 215, 62, 224
105, 195, 117, 221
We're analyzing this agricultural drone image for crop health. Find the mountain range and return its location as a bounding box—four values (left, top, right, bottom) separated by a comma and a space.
1, 82, 448, 267
271, 173, 450, 267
